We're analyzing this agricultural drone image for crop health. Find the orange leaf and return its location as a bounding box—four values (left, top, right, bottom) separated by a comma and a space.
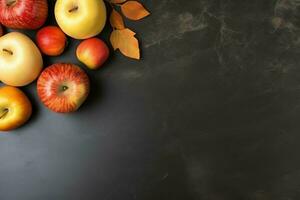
121, 1, 150, 21
110, 9, 125, 29
110, 0, 127, 4
110, 28, 140, 59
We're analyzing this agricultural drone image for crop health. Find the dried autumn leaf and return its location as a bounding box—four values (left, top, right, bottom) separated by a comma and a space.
110, 9, 125, 29
121, 1, 150, 21
110, 0, 127, 4
110, 28, 140, 59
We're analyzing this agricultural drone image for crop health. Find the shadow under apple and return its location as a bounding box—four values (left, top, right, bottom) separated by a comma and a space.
17, 83, 41, 131
76, 71, 105, 113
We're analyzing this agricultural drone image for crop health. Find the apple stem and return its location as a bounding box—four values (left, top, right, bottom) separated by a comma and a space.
0, 108, 9, 119
6, 0, 16, 7
2, 48, 13, 55
68, 6, 78, 13
62, 86, 68, 91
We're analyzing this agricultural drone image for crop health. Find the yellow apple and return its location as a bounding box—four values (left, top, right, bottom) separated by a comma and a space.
54, 0, 107, 39
0, 86, 32, 131
0, 32, 43, 87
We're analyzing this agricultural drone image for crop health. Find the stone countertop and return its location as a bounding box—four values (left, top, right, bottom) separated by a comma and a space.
0, 0, 300, 199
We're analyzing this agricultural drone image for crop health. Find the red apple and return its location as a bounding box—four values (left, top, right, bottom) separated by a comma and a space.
76, 38, 109, 70
0, 86, 32, 131
0, 0, 48, 29
37, 63, 90, 113
36, 26, 67, 56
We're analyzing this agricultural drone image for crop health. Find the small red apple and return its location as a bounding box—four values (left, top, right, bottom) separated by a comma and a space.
0, 0, 48, 29
36, 26, 67, 56
37, 63, 90, 113
0, 86, 32, 131
76, 38, 110, 70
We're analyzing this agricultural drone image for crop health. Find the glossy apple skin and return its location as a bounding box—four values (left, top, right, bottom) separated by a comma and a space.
37, 63, 90, 113
36, 26, 67, 56
76, 38, 109, 70
0, 32, 43, 86
55, 0, 106, 39
0, 86, 32, 131
0, 0, 48, 29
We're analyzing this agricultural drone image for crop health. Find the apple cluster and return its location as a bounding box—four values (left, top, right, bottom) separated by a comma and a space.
0, 0, 110, 131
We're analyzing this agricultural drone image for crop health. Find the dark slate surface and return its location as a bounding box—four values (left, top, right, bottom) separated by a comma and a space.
1, 0, 300, 199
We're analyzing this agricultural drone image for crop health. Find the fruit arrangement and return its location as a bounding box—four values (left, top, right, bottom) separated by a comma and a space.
0, 0, 150, 131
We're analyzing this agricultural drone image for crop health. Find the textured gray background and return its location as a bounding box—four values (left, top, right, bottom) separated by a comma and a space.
1, 0, 300, 199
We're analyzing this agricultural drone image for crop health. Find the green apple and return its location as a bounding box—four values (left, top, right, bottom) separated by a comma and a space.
0, 32, 43, 86
54, 0, 107, 39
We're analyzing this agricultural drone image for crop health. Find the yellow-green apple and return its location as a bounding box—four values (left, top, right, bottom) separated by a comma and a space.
37, 63, 90, 113
0, 86, 32, 131
54, 0, 106, 39
0, 0, 48, 29
36, 26, 67, 56
0, 32, 43, 86
76, 38, 110, 70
